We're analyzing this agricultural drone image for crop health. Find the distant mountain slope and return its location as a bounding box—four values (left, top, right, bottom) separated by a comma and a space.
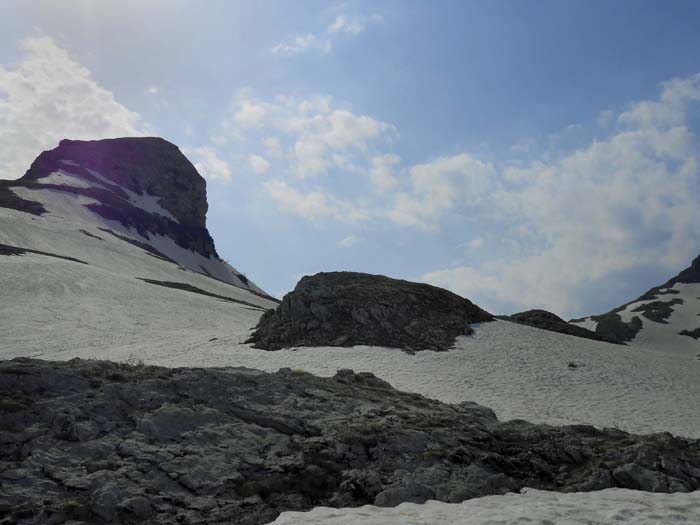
570, 255, 700, 352
0, 137, 278, 358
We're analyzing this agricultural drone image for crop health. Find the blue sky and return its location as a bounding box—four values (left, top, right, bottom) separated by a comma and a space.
2, 0, 700, 318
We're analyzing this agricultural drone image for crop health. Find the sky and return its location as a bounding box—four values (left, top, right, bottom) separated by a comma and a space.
1, 0, 700, 318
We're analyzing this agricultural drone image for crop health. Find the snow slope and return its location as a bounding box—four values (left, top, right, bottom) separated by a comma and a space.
0, 169, 278, 358
571, 257, 700, 354
273, 488, 700, 524
2, 180, 699, 438
2, 142, 699, 525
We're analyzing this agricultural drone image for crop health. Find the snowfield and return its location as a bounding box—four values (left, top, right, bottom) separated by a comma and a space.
273, 488, 700, 524
2, 162, 700, 525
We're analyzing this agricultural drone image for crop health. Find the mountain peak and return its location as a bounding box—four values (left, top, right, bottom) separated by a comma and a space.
21, 137, 207, 230
1, 137, 269, 296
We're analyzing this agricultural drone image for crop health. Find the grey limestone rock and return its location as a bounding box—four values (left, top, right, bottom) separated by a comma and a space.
1, 358, 699, 524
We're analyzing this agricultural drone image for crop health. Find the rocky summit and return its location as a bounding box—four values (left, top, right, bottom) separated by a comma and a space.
248, 271, 494, 352
3, 137, 217, 258
1, 358, 700, 525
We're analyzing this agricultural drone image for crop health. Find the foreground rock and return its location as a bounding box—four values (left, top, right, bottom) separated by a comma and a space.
1, 359, 699, 524
503, 310, 620, 344
248, 271, 493, 352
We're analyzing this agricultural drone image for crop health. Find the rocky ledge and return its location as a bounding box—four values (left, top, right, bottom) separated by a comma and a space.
1, 358, 699, 524
248, 271, 494, 352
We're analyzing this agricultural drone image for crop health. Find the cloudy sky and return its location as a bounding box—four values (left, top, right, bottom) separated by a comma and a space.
2, 0, 700, 318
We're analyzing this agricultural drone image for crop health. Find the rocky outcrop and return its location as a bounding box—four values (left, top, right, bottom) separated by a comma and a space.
248, 272, 494, 352
1, 358, 699, 524
503, 310, 620, 344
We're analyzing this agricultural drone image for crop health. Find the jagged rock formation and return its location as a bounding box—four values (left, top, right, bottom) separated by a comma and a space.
503, 310, 620, 344
248, 272, 493, 352
571, 254, 700, 345
1, 358, 699, 524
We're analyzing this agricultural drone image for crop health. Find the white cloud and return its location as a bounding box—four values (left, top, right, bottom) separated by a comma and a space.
262, 136, 283, 158
422, 75, 700, 317
338, 234, 362, 247
271, 34, 331, 55
227, 92, 396, 180
370, 153, 400, 192
147, 86, 160, 95
263, 179, 368, 222
0, 36, 143, 180
388, 154, 495, 230
328, 15, 365, 34
272, 10, 382, 56
185, 147, 232, 183
233, 98, 275, 128
248, 154, 271, 175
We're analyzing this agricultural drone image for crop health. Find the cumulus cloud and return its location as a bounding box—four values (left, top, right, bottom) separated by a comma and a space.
370, 153, 400, 193
422, 74, 700, 317
248, 154, 271, 175
185, 147, 232, 183
263, 179, 368, 222
233, 97, 275, 128
225, 91, 397, 180
272, 10, 382, 56
388, 154, 495, 230
0, 36, 143, 180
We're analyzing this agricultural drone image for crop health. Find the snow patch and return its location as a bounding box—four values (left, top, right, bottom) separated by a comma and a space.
273, 488, 700, 524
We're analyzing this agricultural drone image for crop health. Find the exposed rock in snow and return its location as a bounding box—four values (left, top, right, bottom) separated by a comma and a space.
571, 255, 700, 352
2, 358, 699, 524
248, 271, 493, 352
503, 309, 619, 344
